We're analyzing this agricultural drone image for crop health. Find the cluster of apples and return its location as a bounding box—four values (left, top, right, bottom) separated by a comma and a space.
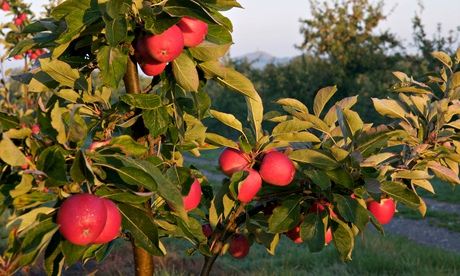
135, 17, 208, 76
57, 194, 122, 246
201, 223, 250, 259
13, 12, 26, 26
285, 201, 333, 245
14, 49, 46, 60
219, 148, 296, 203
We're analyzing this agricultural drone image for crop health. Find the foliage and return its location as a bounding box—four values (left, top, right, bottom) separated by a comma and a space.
0, 0, 459, 275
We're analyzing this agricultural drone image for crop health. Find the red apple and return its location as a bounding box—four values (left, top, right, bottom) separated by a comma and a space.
14, 55, 22, 60
93, 198, 122, 244
57, 194, 107, 246
218, 148, 250, 176
286, 225, 302, 244
140, 61, 167, 76
21, 155, 32, 170
202, 223, 213, 238
177, 17, 208, 47
182, 178, 202, 211
144, 25, 184, 63
259, 151, 295, 186
367, 198, 396, 225
229, 234, 250, 259
30, 124, 40, 135
237, 168, 262, 203
325, 227, 332, 245
1, 1, 10, 11
18, 13, 26, 21
13, 18, 23, 26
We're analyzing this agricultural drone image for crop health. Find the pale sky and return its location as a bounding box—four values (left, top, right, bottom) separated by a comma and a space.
225, 0, 460, 57
1, 0, 459, 68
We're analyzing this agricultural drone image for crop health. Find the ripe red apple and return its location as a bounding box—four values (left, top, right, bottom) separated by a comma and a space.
237, 169, 262, 203
286, 225, 302, 244
13, 17, 23, 26
1, 1, 10, 11
177, 17, 208, 47
229, 234, 250, 259
202, 223, 213, 238
93, 198, 122, 244
21, 155, 32, 170
140, 61, 167, 76
367, 198, 396, 225
218, 148, 250, 176
144, 25, 184, 63
325, 227, 332, 245
14, 55, 22, 60
57, 194, 107, 246
30, 124, 40, 135
18, 13, 26, 21
182, 178, 202, 211
259, 151, 295, 186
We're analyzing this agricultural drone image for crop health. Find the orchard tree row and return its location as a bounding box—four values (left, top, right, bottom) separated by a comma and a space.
0, 0, 460, 275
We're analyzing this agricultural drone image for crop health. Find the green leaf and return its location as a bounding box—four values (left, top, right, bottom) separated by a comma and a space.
324, 96, 358, 126
104, 16, 127, 46
118, 203, 163, 256
37, 146, 67, 186
143, 107, 170, 137
97, 46, 128, 88
289, 149, 339, 170
40, 59, 80, 88
0, 112, 19, 130
19, 218, 59, 267
332, 219, 354, 261
51, 102, 68, 145
361, 152, 396, 167
61, 241, 87, 265
120, 94, 162, 109
427, 161, 460, 185
391, 170, 432, 180
268, 197, 301, 233
206, 24, 232, 44
210, 109, 243, 133
273, 132, 320, 143
189, 42, 231, 61
372, 98, 408, 120
275, 98, 308, 114
110, 135, 148, 156
201, 0, 242, 10
0, 134, 26, 166
300, 213, 325, 252
325, 168, 354, 189
313, 86, 337, 117
173, 53, 199, 92
272, 120, 313, 135
205, 132, 238, 148
304, 169, 331, 190
432, 51, 453, 68
118, 167, 158, 191
380, 181, 420, 208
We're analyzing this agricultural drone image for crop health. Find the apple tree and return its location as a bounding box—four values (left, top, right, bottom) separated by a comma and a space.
0, 0, 459, 275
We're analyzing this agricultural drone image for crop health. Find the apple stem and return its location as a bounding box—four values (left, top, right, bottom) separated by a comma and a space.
124, 50, 155, 276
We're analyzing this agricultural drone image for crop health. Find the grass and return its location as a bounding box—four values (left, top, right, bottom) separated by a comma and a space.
418, 179, 460, 204
397, 205, 460, 233
88, 231, 460, 275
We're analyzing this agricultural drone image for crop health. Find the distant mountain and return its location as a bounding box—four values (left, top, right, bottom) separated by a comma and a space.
234, 51, 292, 69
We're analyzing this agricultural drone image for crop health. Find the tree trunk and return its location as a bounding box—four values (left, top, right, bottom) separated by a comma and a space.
123, 54, 154, 276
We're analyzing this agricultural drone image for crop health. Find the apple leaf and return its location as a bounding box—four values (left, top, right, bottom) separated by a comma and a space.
120, 94, 162, 109
380, 181, 420, 209
172, 53, 199, 92
313, 86, 337, 117
97, 46, 128, 88
300, 212, 325, 252
268, 197, 301, 233
289, 149, 339, 170
118, 203, 163, 256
